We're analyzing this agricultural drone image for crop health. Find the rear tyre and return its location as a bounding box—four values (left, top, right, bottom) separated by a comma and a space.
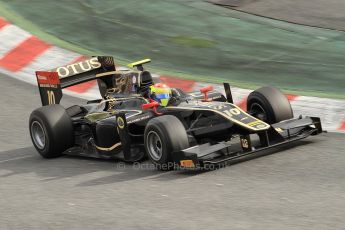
144, 115, 189, 170
29, 104, 74, 158
247, 86, 293, 124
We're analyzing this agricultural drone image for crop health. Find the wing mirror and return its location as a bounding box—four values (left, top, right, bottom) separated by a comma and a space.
200, 85, 214, 101
142, 101, 162, 115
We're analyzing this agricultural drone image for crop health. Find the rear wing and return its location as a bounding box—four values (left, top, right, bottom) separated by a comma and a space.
35, 56, 116, 106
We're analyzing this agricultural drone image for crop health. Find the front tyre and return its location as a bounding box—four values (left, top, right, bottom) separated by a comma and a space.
29, 105, 74, 158
247, 86, 294, 124
144, 115, 189, 170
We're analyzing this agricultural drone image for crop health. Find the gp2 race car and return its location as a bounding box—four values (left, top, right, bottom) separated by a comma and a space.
29, 56, 323, 170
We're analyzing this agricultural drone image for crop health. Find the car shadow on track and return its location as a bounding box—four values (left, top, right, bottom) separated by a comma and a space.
0, 139, 317, 186
0, 147, 207, 185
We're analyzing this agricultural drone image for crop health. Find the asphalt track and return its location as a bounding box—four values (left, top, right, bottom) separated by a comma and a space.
0, 74, 345, 230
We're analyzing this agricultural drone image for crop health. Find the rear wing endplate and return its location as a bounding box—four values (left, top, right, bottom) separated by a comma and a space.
35, 56, 115, 106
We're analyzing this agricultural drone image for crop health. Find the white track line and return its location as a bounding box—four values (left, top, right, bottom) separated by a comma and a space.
0, 24, 31, 57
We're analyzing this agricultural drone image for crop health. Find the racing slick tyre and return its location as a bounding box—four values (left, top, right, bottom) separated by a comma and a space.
29, 104, 74, 158
247, 86, 293, 124
144, 115, 189, 170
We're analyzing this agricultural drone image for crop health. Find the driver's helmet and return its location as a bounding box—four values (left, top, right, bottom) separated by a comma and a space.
149, 83, 172, 106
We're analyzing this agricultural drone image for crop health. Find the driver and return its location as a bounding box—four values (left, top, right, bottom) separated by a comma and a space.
148, 83, 172, 106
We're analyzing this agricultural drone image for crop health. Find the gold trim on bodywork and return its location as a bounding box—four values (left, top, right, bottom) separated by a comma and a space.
85, 112, 112, 122
100, 96, 148, 105
95, 142, 122, 151
275, 127, 284, 133
247, 120, 264, 127
117, 117, 125, 129
166, 102, 270, 131
95, 70, 133, 78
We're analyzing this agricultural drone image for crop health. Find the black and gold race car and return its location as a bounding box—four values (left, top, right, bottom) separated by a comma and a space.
29, 56, 323, 170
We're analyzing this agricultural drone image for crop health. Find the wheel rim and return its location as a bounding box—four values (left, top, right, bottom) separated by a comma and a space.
147, 131, 163, 161
31, 121, 46, 150
250, 103, 267, 122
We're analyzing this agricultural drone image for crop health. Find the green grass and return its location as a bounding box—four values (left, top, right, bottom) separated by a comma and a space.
1, 0, 344, 99
170, 36, 218, 48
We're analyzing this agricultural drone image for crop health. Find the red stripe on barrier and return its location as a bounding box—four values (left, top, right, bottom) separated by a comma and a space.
236, 94, 297, 112
0, 36, 51, 72
286, 94, 298, 101
236, 97, 247, 111
0, 17, 8, 29
69, 55, 88, 64
159, 76, 195, 92
66, 80, 97, 93
337, 121, 345, 131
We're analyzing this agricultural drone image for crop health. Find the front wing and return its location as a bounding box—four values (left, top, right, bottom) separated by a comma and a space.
173, 116, 323, 169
